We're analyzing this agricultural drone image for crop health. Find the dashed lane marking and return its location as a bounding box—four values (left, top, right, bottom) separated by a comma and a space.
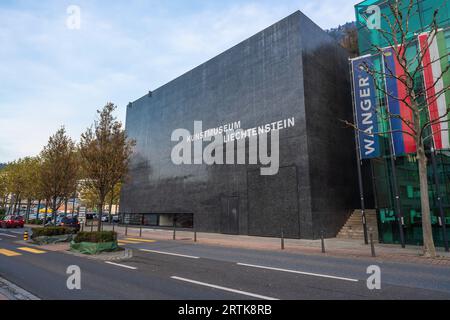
17, 247, 46, 254
0, 249, 22, 257
104, 261, 137, 270
236, 263, 359, 282
171, 276, 279, 300
139, 249, 199, 259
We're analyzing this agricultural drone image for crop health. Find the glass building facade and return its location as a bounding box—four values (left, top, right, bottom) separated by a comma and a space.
355, 0, 450, 246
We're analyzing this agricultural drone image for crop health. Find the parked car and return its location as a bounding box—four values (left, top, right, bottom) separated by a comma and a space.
1, 215, 24, 228
60, 217, 81, 232
85, 213, 95, 220
112, 215, 120, 223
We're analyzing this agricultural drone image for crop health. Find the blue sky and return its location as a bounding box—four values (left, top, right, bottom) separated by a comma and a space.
0, 0, 360, 162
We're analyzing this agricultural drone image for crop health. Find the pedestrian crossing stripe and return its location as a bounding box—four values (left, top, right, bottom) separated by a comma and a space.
17, 247, 46, 254
124, 238, 156, 243
0, 249, 22, 257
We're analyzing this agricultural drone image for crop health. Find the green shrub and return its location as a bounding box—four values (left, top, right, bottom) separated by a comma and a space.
74, 231, 117, 243
28, 219, 42, 225
31, 226, 76, 239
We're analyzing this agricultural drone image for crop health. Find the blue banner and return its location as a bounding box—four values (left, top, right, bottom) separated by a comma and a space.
351, 56, 380, 159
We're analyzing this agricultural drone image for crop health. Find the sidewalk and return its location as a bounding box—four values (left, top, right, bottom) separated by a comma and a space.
103, 224, 450, 266
0, 277, 39, 300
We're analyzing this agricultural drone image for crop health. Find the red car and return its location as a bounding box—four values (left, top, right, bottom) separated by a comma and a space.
1, 215, 24, 228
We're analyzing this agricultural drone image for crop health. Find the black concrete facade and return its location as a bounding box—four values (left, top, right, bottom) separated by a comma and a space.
120, 11, 358, 239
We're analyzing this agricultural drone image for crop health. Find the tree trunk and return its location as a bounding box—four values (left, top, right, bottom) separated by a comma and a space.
417, 143, 436, 257
26, 199, 31, 223
36, 199, 41, 220
13, 196, 18, 215
108, 195, 113, 224
64, 199, 68, 217
97, 203, 104, 232
17, 198, 21, 215
7, 194, 14, 214
52, 196, 58, 225
43, 200, 49, 226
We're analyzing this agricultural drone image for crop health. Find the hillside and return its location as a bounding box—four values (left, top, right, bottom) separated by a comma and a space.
327, 22, 359, 57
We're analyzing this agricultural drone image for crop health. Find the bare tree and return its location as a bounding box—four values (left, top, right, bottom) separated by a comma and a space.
346, 0, 449, 257
79, 103, 135, 231
40, 127, 79, 224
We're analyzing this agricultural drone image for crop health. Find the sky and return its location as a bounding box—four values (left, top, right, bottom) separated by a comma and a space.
0, 0, 361, 162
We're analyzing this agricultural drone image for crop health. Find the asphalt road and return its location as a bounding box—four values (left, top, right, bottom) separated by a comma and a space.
1, 227, 450, 300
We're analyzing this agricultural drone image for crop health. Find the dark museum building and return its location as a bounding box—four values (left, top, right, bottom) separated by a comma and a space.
120, 11, 359, 239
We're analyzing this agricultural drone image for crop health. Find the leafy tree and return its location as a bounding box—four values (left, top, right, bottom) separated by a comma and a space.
0, 166, 8, 210
106, 182, 121, 219
3, 159, 29, 214
0, 166, 8, 209
20, 157, 42, 221
79, 103, 135, 231
40, 127, 79, 223
79, 185, 98, 211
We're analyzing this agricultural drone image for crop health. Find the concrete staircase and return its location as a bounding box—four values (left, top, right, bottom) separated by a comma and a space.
337, 209, 378, 241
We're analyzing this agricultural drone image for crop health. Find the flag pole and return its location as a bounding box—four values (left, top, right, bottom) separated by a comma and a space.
387, 134, 406, 248
349, 59, 369, 245
430, 146, 449, 252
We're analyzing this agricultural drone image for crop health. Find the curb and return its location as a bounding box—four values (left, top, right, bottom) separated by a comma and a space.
0, 277, 40, 300
14, 240, 133, 261
63, 248, 133, 261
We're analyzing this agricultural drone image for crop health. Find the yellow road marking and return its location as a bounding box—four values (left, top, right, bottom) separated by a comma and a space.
17, 247, 46, 254
0, 249, 22, 257
118, 240, 141, 244
125, 238, 156, 243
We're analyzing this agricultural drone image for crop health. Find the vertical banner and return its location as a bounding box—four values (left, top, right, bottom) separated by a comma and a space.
382, 47, 416, 156
351, 55, 380, 159
418, 31, 450, 151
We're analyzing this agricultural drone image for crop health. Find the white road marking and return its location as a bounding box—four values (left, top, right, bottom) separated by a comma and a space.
104, 261, 137, 270
236, 263, 359, 282
0, 233, 16, 238
171, 276, 279, 300
139, 249, 199, 259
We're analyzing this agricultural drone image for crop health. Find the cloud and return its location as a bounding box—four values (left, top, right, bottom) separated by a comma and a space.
0, 0, 358, 162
